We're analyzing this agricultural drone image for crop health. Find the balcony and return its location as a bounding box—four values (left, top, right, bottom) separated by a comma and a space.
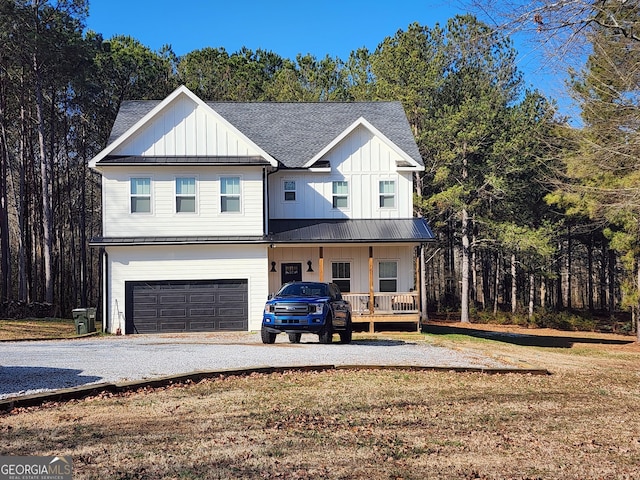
343, 292, 420, 333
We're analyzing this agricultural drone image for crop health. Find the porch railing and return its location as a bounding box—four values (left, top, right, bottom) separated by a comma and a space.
343, 292, 419, 315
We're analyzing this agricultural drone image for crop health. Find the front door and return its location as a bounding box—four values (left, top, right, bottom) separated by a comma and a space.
281, 263, 302, 284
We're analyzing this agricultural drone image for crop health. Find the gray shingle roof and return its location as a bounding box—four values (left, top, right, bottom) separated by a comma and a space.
107, 100, 423, 169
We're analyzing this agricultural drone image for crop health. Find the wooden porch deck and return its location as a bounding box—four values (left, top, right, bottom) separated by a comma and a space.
343, 292, 420, 333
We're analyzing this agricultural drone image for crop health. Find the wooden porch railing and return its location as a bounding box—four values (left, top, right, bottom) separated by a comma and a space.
343, 292, 419, 315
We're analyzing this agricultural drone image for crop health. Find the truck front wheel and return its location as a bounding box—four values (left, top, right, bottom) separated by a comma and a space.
318, 316, 333, 344
261, 327, 277, 344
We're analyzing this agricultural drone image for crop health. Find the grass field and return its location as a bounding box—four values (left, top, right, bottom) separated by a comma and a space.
1, 324, 639, 479
0, 318, 77, 340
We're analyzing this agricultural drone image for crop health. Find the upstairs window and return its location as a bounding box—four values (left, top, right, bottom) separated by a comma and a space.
332, 181, 349, 209
220, 176, 241, 213
379, 180, 396, 208
130, 177, 151, 213
379, 261, 398, 292
175, 177, 196, 213
284, 180, 296, 201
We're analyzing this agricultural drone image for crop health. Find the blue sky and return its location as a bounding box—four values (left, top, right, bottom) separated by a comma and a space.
85, 0, 575, 119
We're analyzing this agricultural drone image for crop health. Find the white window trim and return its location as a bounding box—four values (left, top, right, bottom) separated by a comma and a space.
332, 180, 349, 210
283, 178, 297, 203
378, 179, 397, 210
330, 260, 352, 292
378, 259, 399, 292
219, 175, 243, 214
174, 176, 198, 214
129, 176, 153, 215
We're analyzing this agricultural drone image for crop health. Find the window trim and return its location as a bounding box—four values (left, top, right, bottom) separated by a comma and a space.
175, 176, 197, 214
219, 175, 242, 213
378, 260, 398, 292
378, 180, 396, 209
331, 260, 352, 293
283, 179, 297, 202
129, 177, 152, 214
332, 180, 349, 210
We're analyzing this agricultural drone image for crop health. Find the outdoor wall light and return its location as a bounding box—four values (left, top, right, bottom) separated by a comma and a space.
307, 260, 314, 272
270, 261, 277, 272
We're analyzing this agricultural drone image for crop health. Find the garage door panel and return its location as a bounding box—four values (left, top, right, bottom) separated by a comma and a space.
126, 280, 248, 334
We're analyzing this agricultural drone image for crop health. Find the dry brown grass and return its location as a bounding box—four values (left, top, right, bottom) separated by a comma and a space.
2, 326, 640, 479
0, 318, 77, 340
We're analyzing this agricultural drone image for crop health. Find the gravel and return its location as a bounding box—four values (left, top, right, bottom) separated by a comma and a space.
0, 332, 512, 399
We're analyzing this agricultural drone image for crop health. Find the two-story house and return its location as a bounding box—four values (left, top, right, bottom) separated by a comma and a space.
89, 86, 434, 335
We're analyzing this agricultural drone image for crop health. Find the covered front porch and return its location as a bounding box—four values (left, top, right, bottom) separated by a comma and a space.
267, 242, 425, 333
266, 218, 434, 332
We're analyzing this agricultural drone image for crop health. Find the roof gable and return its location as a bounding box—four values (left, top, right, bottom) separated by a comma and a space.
89, 86, 277, 168
92, 87, 423, 170
303, 116, 423, 170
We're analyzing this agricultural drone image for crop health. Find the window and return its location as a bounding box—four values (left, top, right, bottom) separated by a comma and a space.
379, 180, 396, 208
176, 177, 196, 213
332, 181, 349, 209
220, 176, 241, 212
331, 261, 351, 293
130, 177, 151, 213
379, 261, 398, 292
284, 180, 296, 201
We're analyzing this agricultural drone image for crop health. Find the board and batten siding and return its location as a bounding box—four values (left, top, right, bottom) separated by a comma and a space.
106, 244, 269, 333
102, 166, 264, 237
269, 125, 414, 219
111, 95, 262, 158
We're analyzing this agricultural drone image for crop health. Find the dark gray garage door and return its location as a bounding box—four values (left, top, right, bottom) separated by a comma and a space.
125, 280, 248, 334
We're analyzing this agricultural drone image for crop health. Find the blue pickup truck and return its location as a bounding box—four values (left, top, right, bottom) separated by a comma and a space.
261, 281, 352, 344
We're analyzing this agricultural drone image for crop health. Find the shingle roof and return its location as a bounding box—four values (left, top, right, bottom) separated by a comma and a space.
107, 100, 423, 169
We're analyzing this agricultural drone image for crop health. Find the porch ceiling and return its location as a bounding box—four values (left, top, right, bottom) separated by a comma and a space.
268, 218, 435, 244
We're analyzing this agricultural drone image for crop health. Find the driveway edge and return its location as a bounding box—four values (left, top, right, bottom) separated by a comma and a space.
0, 364, 549, 413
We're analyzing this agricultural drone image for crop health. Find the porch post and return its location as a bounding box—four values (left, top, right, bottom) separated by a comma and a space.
318, 247, 324, 282
369, 246, 374, 333
420, 244, 428, 326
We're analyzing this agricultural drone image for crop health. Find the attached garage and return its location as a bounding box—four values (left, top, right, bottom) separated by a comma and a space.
124, 279, 248, 334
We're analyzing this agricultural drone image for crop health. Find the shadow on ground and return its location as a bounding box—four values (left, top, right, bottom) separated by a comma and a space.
422, 324, 635, 348
0, 366, 102, 396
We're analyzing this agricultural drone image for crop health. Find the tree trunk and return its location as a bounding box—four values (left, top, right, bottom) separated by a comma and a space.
493, 252, 500, 315
33, 51, 54, 304
461, 208, 470, 322
0, 80, 11, 300
566, 226, 572, 309
511, 253, 517, 314
528, 271, 535, 321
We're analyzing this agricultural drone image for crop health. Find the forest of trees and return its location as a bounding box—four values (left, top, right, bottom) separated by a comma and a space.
0, 0, 638, 339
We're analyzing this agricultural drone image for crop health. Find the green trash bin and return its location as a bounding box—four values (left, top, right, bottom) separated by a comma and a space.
72, 307, 97, 335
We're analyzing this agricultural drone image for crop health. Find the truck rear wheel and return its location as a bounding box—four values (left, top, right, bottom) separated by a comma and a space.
288, 333, 302, 343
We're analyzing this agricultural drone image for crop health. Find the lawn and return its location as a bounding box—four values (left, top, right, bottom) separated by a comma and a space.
1, 325, 639, 479
0, 318, 78, 340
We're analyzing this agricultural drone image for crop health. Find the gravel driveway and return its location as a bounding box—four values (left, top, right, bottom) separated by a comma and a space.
0, 332, 512, 399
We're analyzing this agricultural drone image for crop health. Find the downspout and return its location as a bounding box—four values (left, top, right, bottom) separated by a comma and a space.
102, 248, 109, 334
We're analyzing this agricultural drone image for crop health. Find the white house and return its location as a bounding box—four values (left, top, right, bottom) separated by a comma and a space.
89, 85, 435, 334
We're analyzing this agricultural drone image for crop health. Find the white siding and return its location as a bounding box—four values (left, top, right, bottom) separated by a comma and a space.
106, 244, 269, 333
111, 96, 262, 158
267, 245, 417, 293
268, 125, 414, 219
102, 166, 264, 237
